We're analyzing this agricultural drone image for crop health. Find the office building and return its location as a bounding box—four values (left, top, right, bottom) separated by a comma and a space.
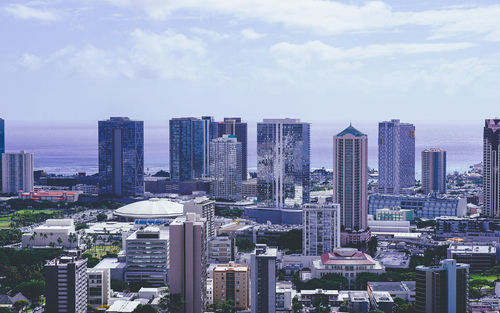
484, 119, 500, 217
170, 117, 217, 181
183, 196, 215, 239
209, 135, 242, 201
302, 203, 341, 256
435, 216, 500, 241
333, 124, 368, 231
368, 194, 466, 219
18, 190, 82, 202
88, 268, 111, 307
378, 119, 415, 194
0, 118, 4, 189
367, 281, 416, 302
447, 244, 497, 273
217, 117, 248, 180
22, 219, 79, 249
416, 259, 469, 313
212, 262, 250, 310
169, 213, 207, 313
250, 244, 277, 313
421, 148, 447, 194
1, 150, 33, 194
257, 118, 310, 208
369, 291, 394, 313
44, 255, 87, 313
242, 178, 257, 198
125, 226, 169, 286
98, 117, 144, 197
208, 236, 236, 263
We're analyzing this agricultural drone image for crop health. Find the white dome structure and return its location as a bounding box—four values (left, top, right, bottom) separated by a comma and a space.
113, 198, 184, 221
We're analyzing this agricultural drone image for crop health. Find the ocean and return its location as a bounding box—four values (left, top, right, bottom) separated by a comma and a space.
3, 120, 483, 176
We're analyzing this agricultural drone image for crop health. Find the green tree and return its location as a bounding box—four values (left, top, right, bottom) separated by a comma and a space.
12, 280, 45, 301
12, 300, 29, 313
235, 238, 255, 253
277, 229, 302, 254
166, 294, 185, 313
132, 304, 157, 313
292, 295, 303, 313
0, 308, 13, 313
111, 279, 128, 292
96, 213, 107, 222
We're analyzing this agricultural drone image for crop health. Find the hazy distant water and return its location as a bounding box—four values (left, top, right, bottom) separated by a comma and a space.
4, 120, 483, 176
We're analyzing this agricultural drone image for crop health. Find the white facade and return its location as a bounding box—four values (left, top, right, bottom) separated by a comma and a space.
183, 196, 215, 239
125, 226, 169, 286
207, 236, 235, 263
1, 151, 34, 194
88, 268, 111, 307
303, 203, 341, 256
22, 219, 79, 249
209, 135, 243, 201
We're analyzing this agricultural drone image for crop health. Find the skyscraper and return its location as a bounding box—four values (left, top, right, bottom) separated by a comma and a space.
1, 150, 34, 194
483, 119, 500, 217
303, 202, 341, 256
98, 117, 144, 197
250, 244, 277, 313
416, 259, 469, 313
421, 148, 447, 194
257, 118, 310, 208
333, 124, 368, 231
44, 255, 88, 313
0, 118, 4, 189
170, 117, 217, 181
169, 213, 207, 313
209, 135, 242, 201
217, 118, 248, 180
378, 119, 415, 194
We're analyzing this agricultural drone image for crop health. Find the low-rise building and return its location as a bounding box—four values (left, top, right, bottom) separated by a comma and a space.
367, 281, 416, 302
374, 251, 410, 269
276, 281, 295, 312
18, 190, 82, 202
376, 208, 414, 221
447, 244, 497, 272
94, 257, 126, 281
368, 220, 411, 233
369, 291, 394, 313
106, 300, 141, 313
22, 219, 79, 249
311, 248, 385, 285
436, 217, 500, 241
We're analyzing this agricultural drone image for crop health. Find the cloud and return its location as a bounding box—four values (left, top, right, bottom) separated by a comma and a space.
19, 53, 44, 70
190, 28, 229, 41
20, 29, 209, 80
270, 41, 475, 69
240, 28, 266, 40
4, 3, 60, 21
104, 0, 500, 40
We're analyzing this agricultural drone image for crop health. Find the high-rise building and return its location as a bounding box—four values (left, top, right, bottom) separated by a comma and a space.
257, 118, 310, 208
44, 255, 87, 313
217, 118, 248, 180
169, 213, 207, 313
303, 202, 341, 256
169, 117, 217, 181
98, 117, 144, 197
1, 150, 34, 194
483, 119, 500, 217
213, 263, 250, 310
250, 244, 277, 313
125, 226, 169, 286
421, 148, 446, 194
88, 268, 111, 307
0, 118, 4, 189
209, 135, 242, 201
183, 196, 216, 239
416, 259, 469, 313
378, 119, 415, 194
333, 124, 368, 231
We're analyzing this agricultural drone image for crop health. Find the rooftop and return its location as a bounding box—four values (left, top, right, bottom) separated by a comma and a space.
321, 248, 377, 265
336, 124, 366, 137
114, 198, 184, 219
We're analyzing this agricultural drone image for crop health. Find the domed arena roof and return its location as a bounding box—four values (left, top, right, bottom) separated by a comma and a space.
113, 198, 184, 220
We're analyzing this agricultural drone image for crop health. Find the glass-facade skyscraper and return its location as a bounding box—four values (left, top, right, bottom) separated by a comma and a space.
0, 118, 4, 188
98, 117, 144, 197
484, 119, 500, 217
378, 119, 415, 194
257, 118, 310, 208
169, 117, 217, 181
217, 118, 248, 180
333, 124, 368, 231
421, 148, 446, 194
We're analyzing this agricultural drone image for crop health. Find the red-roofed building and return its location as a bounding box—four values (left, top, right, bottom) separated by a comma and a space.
312, 248, 385, 285
18, 190, 82, 202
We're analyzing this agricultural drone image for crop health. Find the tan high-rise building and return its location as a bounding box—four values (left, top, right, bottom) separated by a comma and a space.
333, 124, 368, 231
169, 213, 207, 313
212, 262, 250, 310
1, 150, 34, 194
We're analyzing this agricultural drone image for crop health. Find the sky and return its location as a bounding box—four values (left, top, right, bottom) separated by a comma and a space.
1, 0, 500, 122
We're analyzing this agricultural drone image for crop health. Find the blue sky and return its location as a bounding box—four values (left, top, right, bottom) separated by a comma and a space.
1, 0, 500, 121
